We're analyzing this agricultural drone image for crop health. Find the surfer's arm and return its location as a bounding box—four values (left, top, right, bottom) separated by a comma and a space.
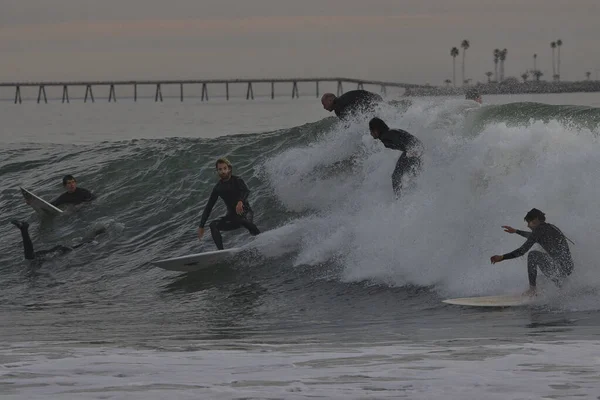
237, 178, 250, 203
515, 230, 531, 238
199, 187, 219, 228
502, 235, 537, 260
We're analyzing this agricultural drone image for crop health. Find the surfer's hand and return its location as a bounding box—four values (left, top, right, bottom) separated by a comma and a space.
236, 201, 244, 215
198, 228, 204, 240
502, 226, 516, 233
490, 255, 503, 264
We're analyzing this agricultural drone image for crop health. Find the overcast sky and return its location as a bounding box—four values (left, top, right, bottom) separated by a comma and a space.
1, 0, 599, 84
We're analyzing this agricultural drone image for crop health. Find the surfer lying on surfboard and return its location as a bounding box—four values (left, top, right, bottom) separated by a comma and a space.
490, 208, 574, 297
197, 158, 260, 250
11, 220, 105, 261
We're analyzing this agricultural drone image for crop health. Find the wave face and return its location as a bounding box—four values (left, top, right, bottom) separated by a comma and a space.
2, 99, 600, 344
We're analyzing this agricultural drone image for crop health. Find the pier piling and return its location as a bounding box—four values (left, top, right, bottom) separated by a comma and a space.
0, 78, 423, 103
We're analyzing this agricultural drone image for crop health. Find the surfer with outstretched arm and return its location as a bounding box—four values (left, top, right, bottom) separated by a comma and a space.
490, 208, 574, 297
49, 175, 95, 208
321, 90, 383, 120
368, 117, 424, 199
10, 220, 105, 261
197, 158, 260, 250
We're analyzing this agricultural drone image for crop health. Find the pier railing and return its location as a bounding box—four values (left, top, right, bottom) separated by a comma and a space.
0, 78, 427, 104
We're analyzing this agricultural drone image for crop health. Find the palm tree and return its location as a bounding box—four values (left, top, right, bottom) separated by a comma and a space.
550, 42, 556, 80
444, 79, 452, 87
533, 70, 543, 81
533, 53, 537, 72
499, 49, 507, 81
450, 47, 459, 87
586, 71, 591, 81
556, 39, 562, 80
493, 49, 500, 82
461, 40, 470, 86
485, 71, 493, 83
521, 72, 529, 82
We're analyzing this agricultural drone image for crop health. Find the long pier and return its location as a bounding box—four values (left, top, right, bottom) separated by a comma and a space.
0, 78, 426, 104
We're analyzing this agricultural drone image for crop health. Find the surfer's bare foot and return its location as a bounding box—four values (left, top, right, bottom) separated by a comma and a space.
522, 287, 537, 297
10, 220, 29, 231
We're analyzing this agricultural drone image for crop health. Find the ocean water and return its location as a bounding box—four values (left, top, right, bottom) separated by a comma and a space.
1, 91, 600, 399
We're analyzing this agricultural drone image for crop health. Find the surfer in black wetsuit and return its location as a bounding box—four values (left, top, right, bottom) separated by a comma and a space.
490, 208, 574, 297
369, 117, 424, 199
49, 175, 95, 208
465, 88, 482, 103
197, 158, 260, 250
10, 220, 105, 261
321, 90, 383, 119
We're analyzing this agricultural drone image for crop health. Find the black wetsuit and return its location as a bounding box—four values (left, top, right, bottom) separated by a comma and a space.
12, 221, 104, 261
199, 176, 260, 250
51, 187, 95, 207
377, 128, 423, 198
333, 90, 383, 119
502, 222, 574, 287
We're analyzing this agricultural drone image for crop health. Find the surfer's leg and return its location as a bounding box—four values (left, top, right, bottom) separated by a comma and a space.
11, 220, 36, 260
238, 211, 260, 236
535, 255, 573, 288
209, 217, 241, 250
527, 251, 555, 287
391, 157, 405, 198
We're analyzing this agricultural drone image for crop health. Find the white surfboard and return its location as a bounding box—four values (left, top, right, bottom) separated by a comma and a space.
442, 294, 534, 307
153, 247, 241, 272
20, 187, 63, 217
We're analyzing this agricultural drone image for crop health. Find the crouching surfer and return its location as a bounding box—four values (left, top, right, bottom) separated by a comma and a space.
197, 158, 260, 250
490, 208, 574, 297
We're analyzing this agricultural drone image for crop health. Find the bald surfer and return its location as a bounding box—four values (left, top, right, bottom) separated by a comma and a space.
321, 90, 383, 120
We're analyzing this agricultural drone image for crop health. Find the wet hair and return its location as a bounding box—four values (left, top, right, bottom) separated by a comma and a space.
524, 208, 546, 222
215, 158, 232, 171
368, 117, 390, 133
465, 89, 480, 101
62, 175, 76, 185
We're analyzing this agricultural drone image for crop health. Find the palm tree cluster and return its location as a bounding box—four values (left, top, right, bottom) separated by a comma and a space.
446, 39, 583, 86
449, 40, 470, 87
550, 39, 563, 81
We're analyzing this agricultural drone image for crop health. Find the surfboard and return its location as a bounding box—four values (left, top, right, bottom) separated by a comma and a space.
153, 247, 241, 272
20, 187, 63, 217
442, 294, 534, 307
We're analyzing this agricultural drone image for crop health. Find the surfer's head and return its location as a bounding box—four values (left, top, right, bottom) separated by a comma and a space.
368, 117, 389, 139
62, 175, 77, 193
215, 158, 233, 180
524, 208, 545, 229
321, 93, 336, 112
465, 89, 482, 103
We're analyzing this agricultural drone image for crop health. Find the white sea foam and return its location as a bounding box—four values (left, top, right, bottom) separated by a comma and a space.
2, 340, 600, 399
260, 98, 600, 304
